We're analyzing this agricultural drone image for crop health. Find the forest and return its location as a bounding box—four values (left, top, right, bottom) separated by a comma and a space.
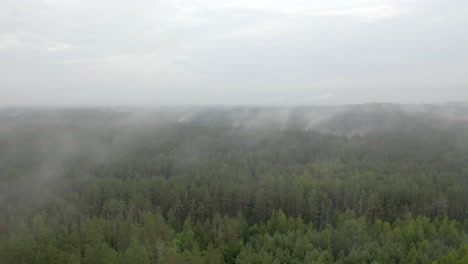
0, 104, 467, 263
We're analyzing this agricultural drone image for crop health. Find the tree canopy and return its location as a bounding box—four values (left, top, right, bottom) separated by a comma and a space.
0, 105, 467, 263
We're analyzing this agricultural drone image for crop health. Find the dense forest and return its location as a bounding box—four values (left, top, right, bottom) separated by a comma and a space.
0, 104, 467, 263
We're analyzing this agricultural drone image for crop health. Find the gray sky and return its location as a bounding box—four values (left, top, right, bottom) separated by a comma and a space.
1, 0, 468, 106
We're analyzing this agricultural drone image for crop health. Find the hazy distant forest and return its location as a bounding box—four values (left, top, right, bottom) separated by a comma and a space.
1, 104, 467, 264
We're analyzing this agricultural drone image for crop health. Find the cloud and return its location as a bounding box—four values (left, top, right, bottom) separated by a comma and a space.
47, 42, 71, 52
193, 0, 405, 19
0, 34, 23, 50
0, 33, 72, 54
313, 93, 333, 101
0, 0, 467, 105
310, 4, 406, 20
58, 59, 82, 65
84, 52, 204, 84
41, 0, 79, 6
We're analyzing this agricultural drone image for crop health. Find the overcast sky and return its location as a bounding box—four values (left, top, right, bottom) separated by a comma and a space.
1, 0, 467, 105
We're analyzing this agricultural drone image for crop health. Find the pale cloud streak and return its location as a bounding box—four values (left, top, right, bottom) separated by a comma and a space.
0, 34, 23, 50
85, 53, 197, 81
310, 4, 405, 20
58, 59, 82, 65
47, 42, 72, 53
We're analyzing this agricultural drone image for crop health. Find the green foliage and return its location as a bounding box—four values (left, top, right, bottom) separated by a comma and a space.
1, 108, 468, 263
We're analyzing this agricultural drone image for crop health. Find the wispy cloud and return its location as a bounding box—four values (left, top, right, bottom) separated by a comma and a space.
58, 59, 82, 65
84, 52, 204, 84
312, 93, 333, 101
0, 33, 72, 54
0, 34, 23, 50
47, 42, 72, 52
311, 4, 406, 21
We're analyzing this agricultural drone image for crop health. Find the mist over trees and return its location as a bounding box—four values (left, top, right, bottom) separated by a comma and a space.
0, 104, 467, 263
